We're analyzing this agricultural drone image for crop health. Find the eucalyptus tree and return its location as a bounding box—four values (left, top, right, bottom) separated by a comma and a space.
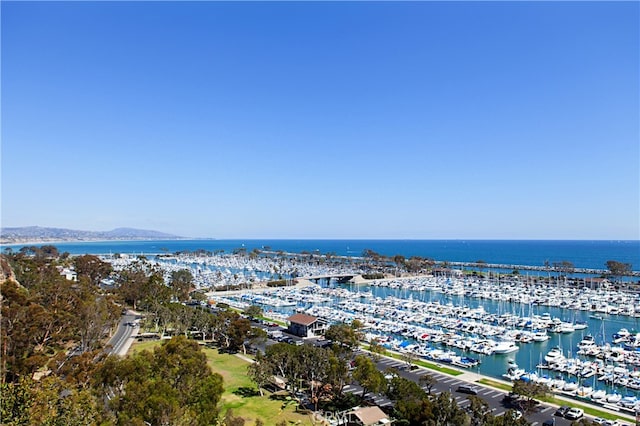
511, 379, 549, 413
325, 321, 362, 359
368, 339, 387, 361
427, 391, 469, 426
467, 395, 492, 426
419, 373, 437, 396
169, 269, 193, 301
94, 336, 224, 426
247, 352, 272, 396
606, 260, 633, 281
74, 254, 113, 287
264, 343, 305, 394
74, 278, 121, 353
298, 344, 331, 409
243, 304, 263, 320
351, 355, 386, 402
386, 375, 432, 424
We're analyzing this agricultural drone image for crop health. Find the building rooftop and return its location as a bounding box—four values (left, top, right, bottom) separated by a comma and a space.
286, 313, 318, 326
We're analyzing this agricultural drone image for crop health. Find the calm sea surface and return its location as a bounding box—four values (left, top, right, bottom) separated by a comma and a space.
7, 239, 639, 271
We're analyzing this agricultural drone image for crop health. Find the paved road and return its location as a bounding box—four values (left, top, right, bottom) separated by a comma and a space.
105, 311, 140, 356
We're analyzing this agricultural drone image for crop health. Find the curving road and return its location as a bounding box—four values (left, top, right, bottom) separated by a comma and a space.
105, 311, 139, 356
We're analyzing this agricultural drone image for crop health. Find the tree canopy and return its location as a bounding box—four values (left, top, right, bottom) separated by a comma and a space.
95, 336, 224, 425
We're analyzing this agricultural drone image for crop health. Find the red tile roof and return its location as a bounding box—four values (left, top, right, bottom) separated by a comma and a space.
287, 313, 318, 326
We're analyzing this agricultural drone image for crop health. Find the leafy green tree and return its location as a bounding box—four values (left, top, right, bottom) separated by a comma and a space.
247, 353, 272, 397
27, 375, 107, 426
392, 397, 433, 425
94, 336, 224, 426
351, 355, 386, 402
1, 378, 34, 425
427, 391, 469, 426
467, 395, 492, 426
246, 327, 268, 352
73, 255, 112, 287
265, 343, 297, 382
552, 260, 575, 276
383, 372, 431, 423
325, 322, 361, 358
116, 261, 152, 310
298, 344, 331, 409
401, 349, 418, 369
419, 373, 437, 395
386, 375, 426, 401
368, 339, 387, 361
393, 254, 406, 270
74, 280, 120, 353
324, 350, 350, 399
511, 379, 548, 413
230, 316, 252, 353
1, 276, 77, 382
606, 260, 633, 280
170, 269, 193, 301
244, 305, 263, 319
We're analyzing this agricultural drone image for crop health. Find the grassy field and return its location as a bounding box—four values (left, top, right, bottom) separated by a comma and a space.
130, 340, 313, 425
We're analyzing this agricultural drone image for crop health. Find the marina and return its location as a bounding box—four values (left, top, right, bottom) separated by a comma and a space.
201, 271, 640, 412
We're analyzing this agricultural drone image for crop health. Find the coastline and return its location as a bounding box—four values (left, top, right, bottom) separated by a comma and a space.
2, 239, 638, 276
0, 237, 192, 247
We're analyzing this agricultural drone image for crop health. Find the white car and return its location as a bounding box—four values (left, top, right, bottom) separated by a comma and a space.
508, 410, 523, 420
564, 407, 584, 420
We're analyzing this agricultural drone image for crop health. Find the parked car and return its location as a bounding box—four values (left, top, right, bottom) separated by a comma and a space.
456, 385, 478, 395
554, 406, 570, 417
564, 408, 584, 420
542, 419, 555, 426
506, 410, 523, 420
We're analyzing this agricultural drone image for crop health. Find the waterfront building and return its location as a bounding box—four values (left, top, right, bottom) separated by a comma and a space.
287, 313, 327, 338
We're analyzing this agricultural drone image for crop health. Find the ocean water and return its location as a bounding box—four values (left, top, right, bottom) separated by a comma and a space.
6, 239, 639, 272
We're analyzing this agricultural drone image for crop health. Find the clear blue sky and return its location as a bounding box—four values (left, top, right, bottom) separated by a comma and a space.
2, 1, 638, 239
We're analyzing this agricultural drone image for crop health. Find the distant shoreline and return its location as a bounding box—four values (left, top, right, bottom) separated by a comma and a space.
0, 237, 197, 247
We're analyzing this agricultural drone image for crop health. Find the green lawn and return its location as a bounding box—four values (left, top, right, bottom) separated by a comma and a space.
129, 339, 313, 425
477, 378, 511, 391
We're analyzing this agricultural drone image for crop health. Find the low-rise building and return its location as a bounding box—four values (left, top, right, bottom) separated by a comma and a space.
347, 406, 391, 425
286, 313, 328, 338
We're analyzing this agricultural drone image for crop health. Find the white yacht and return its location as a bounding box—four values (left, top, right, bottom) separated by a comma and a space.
545, 346, 564, 363
493, 340, 519, 354
578, 335, 597, 350
532, 330, 550, 342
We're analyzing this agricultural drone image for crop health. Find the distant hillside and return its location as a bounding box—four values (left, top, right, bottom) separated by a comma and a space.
0, 226, 182, 244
